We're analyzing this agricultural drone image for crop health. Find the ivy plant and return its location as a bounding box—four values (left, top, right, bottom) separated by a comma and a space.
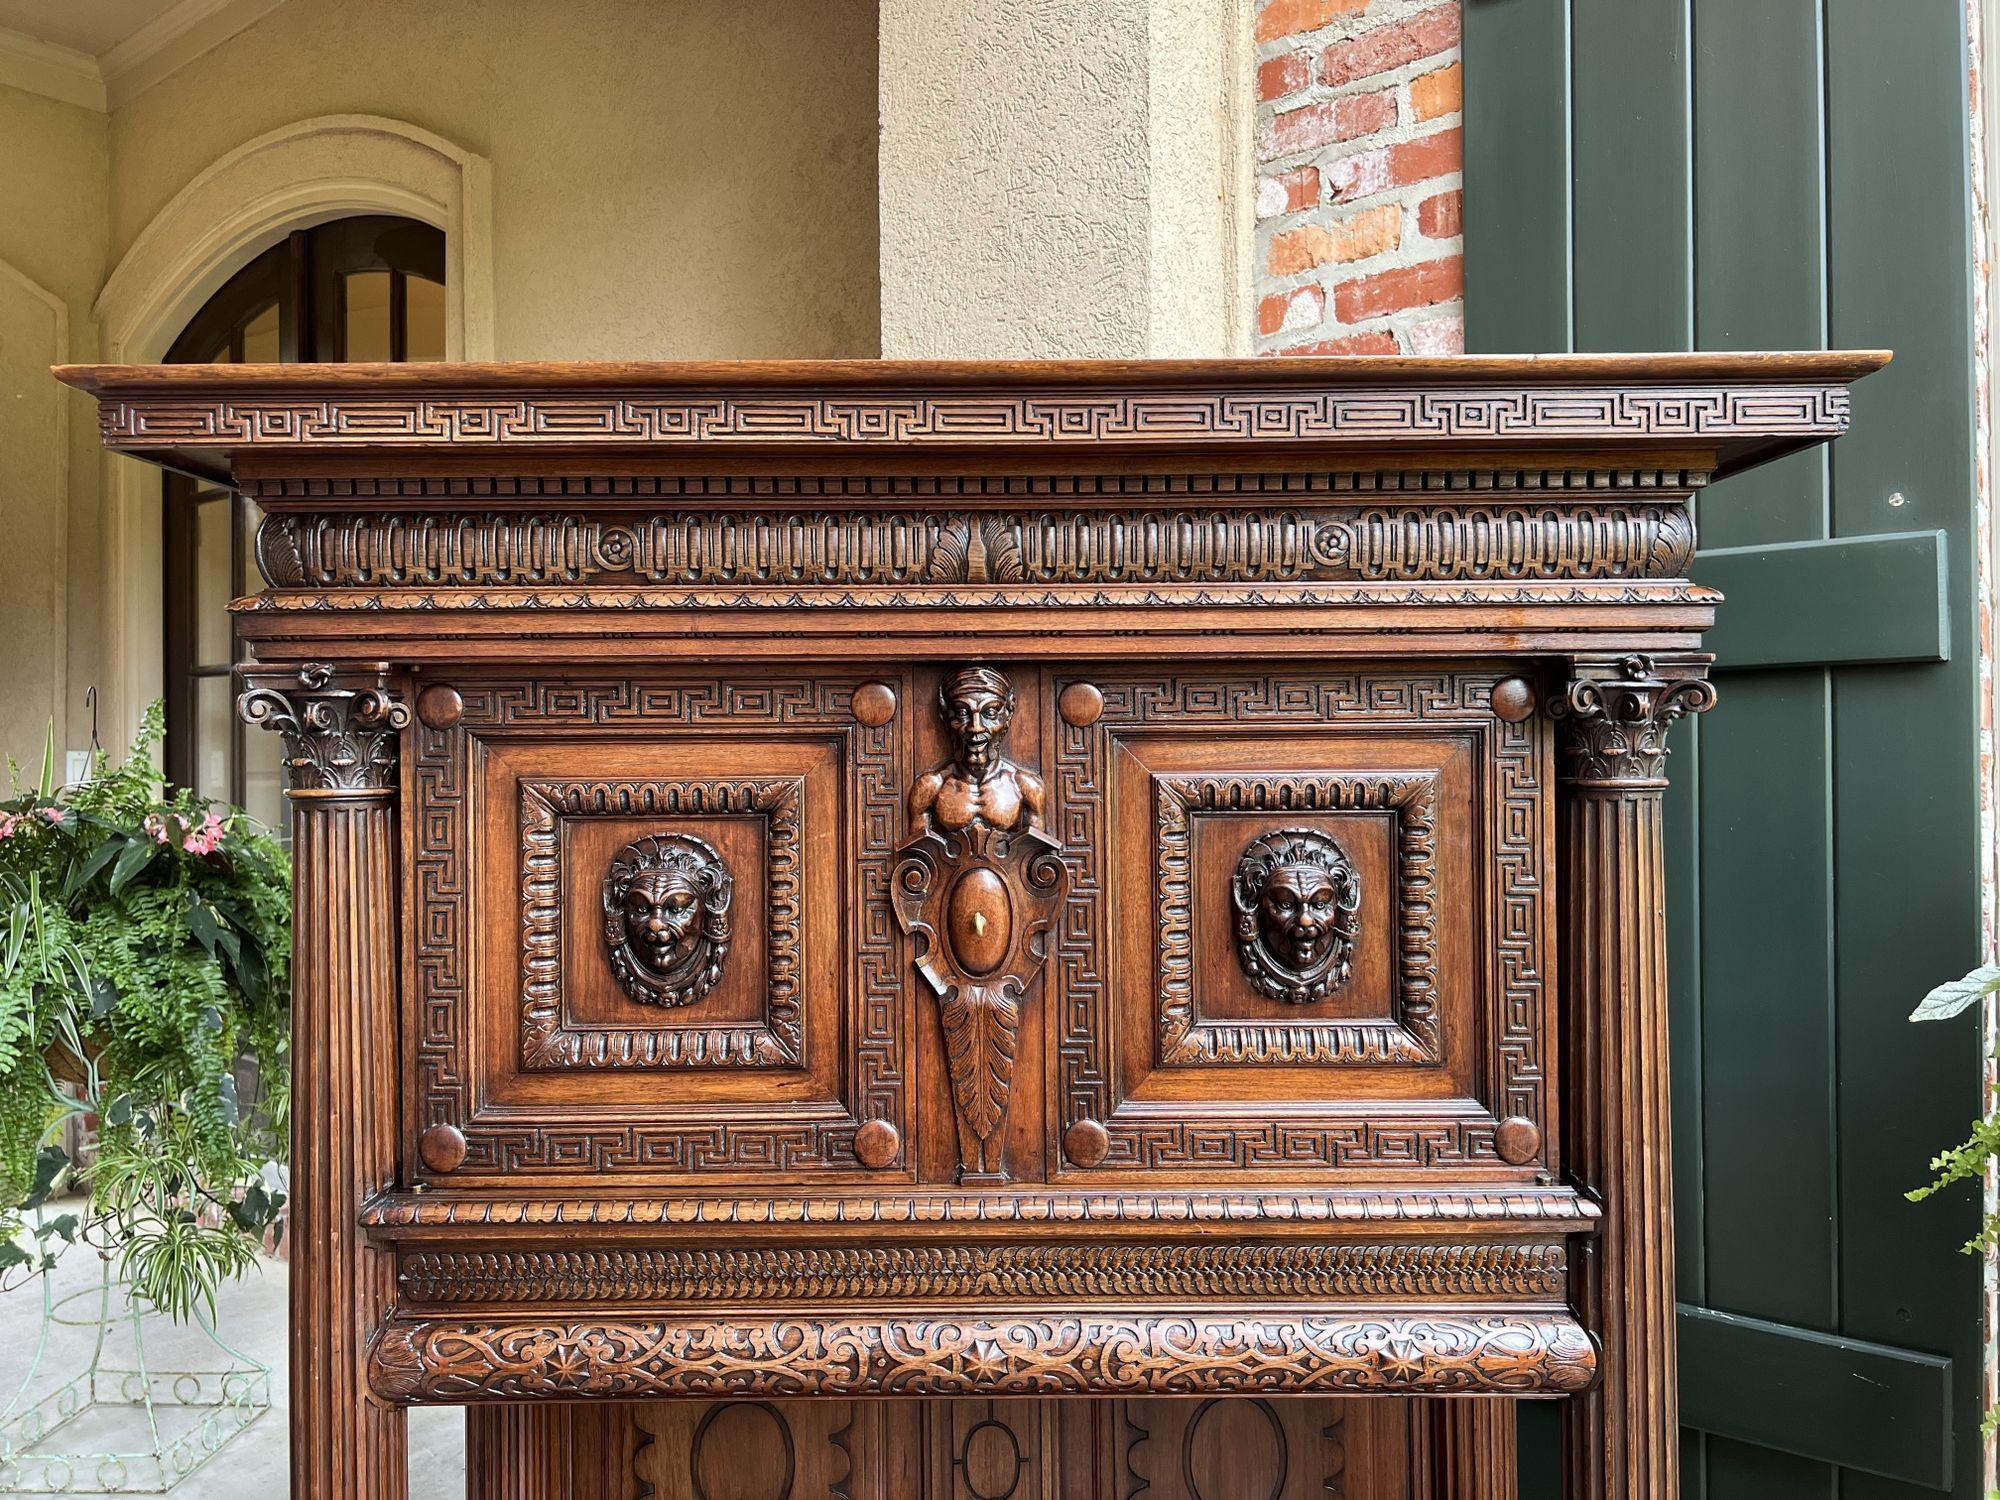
1908, 961, 2000, 1446
0, 705, 289, 1321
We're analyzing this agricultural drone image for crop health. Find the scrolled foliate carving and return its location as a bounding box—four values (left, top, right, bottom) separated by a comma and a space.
1232, 828, 1363, 1005
367, 1310, 1598, 1403
237, 663, 410, 794
1549, 654, 1717, 787
601, 831, 732, 1009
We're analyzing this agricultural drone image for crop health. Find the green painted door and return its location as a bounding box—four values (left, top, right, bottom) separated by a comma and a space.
1463, 2, 1985, 1495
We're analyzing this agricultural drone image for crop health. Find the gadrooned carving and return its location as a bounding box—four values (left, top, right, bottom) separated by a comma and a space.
1232, 828, 1363, 1005
894, 667, 1067, 1184
603, 832, 732, 1008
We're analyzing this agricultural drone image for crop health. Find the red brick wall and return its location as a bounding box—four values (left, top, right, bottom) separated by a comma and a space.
1253, 0, 1464, 355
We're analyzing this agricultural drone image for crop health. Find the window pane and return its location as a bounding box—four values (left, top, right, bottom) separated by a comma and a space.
195, 492, 233, 663
343, 270, 392, 360
405, 274, 446, 361
240, 301, 279, 363
194, 675, 231, 805
241, 713, 285, 829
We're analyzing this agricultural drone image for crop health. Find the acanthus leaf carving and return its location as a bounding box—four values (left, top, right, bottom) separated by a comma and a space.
1548, 653, 1717, 787
237, 663, 409, 794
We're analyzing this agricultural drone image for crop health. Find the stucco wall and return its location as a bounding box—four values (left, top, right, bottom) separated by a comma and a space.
0, 81, 107, 772
878, 0, 1249, 358
108, 0, 881, 361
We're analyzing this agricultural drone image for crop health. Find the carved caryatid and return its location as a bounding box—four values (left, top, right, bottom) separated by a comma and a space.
1232, 828, 1363, 1005
237, 663, 410, 794
893, 667, 1066, 1183
602, 833, 732, 1008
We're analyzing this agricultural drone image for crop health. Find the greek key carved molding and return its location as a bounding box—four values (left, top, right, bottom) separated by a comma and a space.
397, 1242, 1568, 1307
414, 678, 902, 1173
1057, 673, 1549, 1170
99, 379, 1847, 453
253, 503, 1699, 589
520, 778, 803, 1070
368, 1310, 1598, 1403
1157, 773, 1440, 1066
237, 663, 409, 794
1548, 654, 1718, 788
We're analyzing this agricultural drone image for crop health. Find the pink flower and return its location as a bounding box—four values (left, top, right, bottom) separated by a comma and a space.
143, 813, 173, 844
37, 807, 64, 827
0, 814, 16, 841
182, 811, 225, 856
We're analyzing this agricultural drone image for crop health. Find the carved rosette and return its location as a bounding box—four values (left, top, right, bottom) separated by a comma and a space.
1547, 654, 1716, 788
237, 663, 410, 795
893, 668, 1068, 1183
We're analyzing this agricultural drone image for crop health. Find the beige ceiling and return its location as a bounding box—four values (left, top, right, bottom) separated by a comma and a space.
0, 0, 179, 57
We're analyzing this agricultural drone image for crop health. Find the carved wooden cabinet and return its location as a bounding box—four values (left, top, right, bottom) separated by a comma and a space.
58, 354, 1882, 1500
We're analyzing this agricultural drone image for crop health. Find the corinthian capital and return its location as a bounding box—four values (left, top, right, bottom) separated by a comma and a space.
238, 664, 410, 795
1548, 654, 1716, 789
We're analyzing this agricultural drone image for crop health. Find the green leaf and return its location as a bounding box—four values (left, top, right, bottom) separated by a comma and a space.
185, 895, 221, 955
22, 1145, 68, 1210
0, 1240, 30, 1273
1910, 965, 2000, 1022
104, 1094, 131, 1126
36, 719, 55, 800
107, 837, 156, 895
64, 835, 126, 900
35, 1214, 77, 1244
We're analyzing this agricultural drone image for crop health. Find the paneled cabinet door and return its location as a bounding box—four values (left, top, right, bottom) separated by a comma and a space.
404, 673, 911, 1186
1049, 667, 1553, 1181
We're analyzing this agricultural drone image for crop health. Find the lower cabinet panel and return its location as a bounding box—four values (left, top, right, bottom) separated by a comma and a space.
555, 1397, 1466, 1499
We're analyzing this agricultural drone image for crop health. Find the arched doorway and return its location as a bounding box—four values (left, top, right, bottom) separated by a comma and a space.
160, 215, 446, 821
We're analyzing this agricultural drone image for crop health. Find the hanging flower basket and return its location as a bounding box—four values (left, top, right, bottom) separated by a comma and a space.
0, 706, 290, 1323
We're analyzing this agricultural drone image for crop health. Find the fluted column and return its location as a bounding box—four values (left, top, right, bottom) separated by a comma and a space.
241, 665, 411, 1500
1410, 1400, 1518, 1500
465, 1406, 573, 1499
1549, 655, 1715, 1500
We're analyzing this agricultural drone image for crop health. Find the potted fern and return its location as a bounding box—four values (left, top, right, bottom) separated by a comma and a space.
0, 706, 289, 1321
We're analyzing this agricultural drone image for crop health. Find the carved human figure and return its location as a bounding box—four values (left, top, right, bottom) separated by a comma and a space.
1233, 828, 1362, 1004
908, 667, 1047, 836
602, 832, 732, 1007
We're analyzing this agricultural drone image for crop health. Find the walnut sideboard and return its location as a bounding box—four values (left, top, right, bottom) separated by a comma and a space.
57, 354, 1884, 1500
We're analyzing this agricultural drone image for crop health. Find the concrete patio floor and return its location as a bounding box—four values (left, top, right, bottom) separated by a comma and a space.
0, 1227, 463, 1497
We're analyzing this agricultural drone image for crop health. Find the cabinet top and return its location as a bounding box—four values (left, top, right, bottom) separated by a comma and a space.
54, 351, 1888, 485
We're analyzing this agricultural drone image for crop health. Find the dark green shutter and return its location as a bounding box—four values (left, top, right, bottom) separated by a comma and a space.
1464, 3, 1984, 1495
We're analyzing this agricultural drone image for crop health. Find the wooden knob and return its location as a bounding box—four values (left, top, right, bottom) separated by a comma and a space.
854, 1119, 901, 1170
851, 682, 898, 727
1490, 678, 1536, 724
1495, 1116, 1542, 1165
418, 1123, 467, 1173
1063, 1118, 1110, 1168
1058, 682, 1104, 727
415, 684, 464, 729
